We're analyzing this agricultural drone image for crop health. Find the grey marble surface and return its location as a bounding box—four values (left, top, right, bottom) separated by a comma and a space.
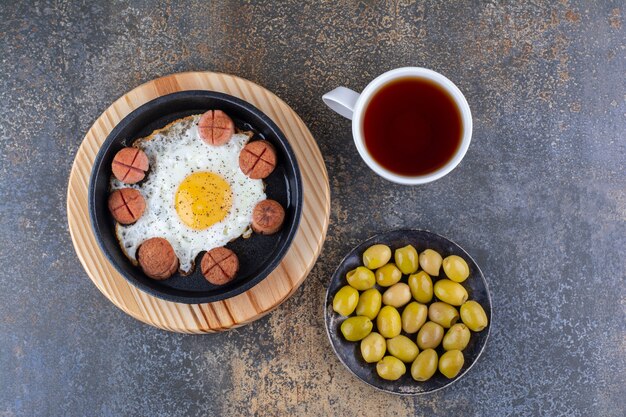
0, 1, 624, 416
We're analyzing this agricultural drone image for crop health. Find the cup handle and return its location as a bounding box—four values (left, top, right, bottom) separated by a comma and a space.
322, 87, 360, 120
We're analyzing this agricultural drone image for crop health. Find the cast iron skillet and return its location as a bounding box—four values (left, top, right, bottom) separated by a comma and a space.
89, 91, 302, 304
324, 229, 492, 395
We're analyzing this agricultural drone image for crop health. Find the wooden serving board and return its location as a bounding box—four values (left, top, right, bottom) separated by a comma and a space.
67, 72, 330, 333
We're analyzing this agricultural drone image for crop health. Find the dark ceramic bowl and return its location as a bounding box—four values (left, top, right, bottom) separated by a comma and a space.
89, 91, 302, 304
324, 229, 492, 395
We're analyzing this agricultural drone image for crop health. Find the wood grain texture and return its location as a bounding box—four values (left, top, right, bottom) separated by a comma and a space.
66, 72, 330, 333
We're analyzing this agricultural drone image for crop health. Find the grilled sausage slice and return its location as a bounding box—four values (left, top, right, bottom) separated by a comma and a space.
137, 237, 179, 280
201, 247, 239, 285
112, 147, 149, 184
108, 188, 146, 224
198, 110, 235, 146
251, 199, 285, 235
239, 141, 277, 179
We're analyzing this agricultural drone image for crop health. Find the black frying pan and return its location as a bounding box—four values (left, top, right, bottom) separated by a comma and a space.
88, 91, 302, 304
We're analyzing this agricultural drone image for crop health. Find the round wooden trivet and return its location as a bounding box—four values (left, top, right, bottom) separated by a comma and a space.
67, 72, 330, 333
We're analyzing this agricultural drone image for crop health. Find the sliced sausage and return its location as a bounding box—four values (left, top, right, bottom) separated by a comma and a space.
198, 110, 235, 146
108, 188, 146, 224
239, 141, 277, 179
201, 247, 239, 285
137, 237, 179, 280
251, 199, 285, 235
112, 147, 149, 184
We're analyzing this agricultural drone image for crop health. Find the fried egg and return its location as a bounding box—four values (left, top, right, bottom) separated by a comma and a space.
110, 115, 266, 273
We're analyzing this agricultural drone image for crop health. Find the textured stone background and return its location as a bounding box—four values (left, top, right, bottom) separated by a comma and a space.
0, 1, 624, 416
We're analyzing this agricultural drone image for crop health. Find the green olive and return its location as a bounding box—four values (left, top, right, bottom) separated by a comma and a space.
460, 300, 488, 332
401, 301, 428, 334
442, 323, 471, 351
360, 332, 386, 363
363, 244, 392, 269
416, 321, 444, 350
376, 356, 406, 381
433, 279, 468, 306
332, 285, 359, 316
428, 302, 460, 328
355, 288, 382, 320
394, 244, 419, 274
375, 263, 402, 287
346, 266, 376, 290
382, 283, 411, 308
442, 255, 470, 283
410, 348, 438, 381
419, 249, 442, 276
340, 316, 373, 341
376, 305, 402, 338
386, 335, 419, 363
438, 350, 464, 379
408, 271, 433, 303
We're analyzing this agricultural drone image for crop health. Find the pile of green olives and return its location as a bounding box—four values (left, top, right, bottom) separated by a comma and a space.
332, 243, 488, 383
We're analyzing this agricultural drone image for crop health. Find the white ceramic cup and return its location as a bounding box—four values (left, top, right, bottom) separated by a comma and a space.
322, 67, 472, 185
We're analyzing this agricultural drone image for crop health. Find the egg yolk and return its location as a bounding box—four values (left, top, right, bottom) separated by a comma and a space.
175, 172, 232, 229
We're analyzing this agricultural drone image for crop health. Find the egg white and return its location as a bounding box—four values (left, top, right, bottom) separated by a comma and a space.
110, 115, 266, 273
